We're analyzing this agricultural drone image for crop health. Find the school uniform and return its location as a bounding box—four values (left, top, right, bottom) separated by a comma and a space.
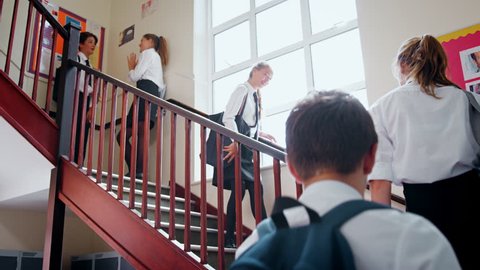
236, 180, 461, 270
127, 47, 165, 129
73, 52, 93, 165
122, 47, 165, 176
215, 82, 267, 245
368, 82, 480, 269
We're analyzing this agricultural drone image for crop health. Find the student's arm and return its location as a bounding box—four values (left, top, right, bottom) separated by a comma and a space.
368, 105, 394, 205
222, 85, 248, 162
259, 131, 276, 143
128, 51, 149, 82
223, 85, 248, 133
369, 180, 392, 205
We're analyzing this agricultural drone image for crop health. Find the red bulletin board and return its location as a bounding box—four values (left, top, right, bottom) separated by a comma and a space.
438, 24, 480, 92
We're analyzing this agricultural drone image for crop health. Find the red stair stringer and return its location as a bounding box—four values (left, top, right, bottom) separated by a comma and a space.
59, 158, 205, 270
0, 70, 58, 164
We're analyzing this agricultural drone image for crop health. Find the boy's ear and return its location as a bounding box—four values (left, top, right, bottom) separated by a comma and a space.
363, 143, 377, 174
286, 157, 303, 184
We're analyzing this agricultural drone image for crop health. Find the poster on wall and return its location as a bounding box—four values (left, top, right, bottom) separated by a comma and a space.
466, 79, 480, 94
141, 0, 159, 19
119, 24, 135, 47
29, 0, 105, 77
438, 24, 480, 91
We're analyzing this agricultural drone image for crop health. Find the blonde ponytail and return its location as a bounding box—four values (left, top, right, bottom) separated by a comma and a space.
396, 35, 460, 98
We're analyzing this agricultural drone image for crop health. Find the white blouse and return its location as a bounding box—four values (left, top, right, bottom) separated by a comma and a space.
222, 82, 259, 138
128, 48, 164, 89
368, 83, 480, 185
77, 52, 92, 94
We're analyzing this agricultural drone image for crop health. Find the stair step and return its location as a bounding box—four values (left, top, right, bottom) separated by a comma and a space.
131, 203, 219, 228
89, 169, 169, 194
190, 244, 236, 269
99, 183, 190, 210
90, 169, 239, 269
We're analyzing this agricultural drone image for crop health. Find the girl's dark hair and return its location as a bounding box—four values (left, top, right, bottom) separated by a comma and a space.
396, 34, 459, 98
79, 32, 98, 47
143, 34, 169, 66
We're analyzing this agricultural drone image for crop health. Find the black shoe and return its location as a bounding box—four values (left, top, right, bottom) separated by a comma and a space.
135, 172, 143, 179
225, 237, 236, 248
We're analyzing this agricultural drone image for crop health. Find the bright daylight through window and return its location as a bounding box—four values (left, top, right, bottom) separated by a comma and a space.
209, 0, 366, 150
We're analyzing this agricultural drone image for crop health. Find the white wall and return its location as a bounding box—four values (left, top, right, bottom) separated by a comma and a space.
357, 0, 480, 103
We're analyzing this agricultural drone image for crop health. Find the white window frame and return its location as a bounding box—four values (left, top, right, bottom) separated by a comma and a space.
207, 0, 365, 141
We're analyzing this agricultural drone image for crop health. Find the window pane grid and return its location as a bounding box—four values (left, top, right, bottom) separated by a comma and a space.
209, 0, 365, 151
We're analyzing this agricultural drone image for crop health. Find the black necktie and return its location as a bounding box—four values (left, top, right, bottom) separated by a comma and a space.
85, 59, 92, 86
253, 92, 259, 126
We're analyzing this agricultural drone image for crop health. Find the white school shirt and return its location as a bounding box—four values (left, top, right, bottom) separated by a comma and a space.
368, 83, 480, 185
236, 181, 461, 270
77, 52, 93, 94
222, 82, 258, 138
128, 48, 165, 89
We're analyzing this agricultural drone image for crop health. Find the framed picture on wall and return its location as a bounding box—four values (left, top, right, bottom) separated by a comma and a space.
29, 0, 105, 76
466, 79, 480, 94
459, 46, 480, 81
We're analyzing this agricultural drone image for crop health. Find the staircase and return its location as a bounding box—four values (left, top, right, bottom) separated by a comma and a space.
1, 1, 289, 269
92, 171, 237, 269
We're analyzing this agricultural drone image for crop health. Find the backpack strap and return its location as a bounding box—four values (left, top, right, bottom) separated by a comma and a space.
237, 90, 249, 117
270, 197, 321, 229
322, 199, 388, 228
269, 197, 388, 230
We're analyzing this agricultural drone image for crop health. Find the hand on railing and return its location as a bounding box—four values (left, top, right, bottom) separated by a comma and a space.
259, 131, 276, 143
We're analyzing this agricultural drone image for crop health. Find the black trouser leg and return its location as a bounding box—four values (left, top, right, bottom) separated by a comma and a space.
73, 93, 90, 165
226, 181, 246, 241
118, 127, 133, 173
226, 181, 267, 241
136, 122, 146, 175
245, 181, 267, 221
117, 122, 146, 175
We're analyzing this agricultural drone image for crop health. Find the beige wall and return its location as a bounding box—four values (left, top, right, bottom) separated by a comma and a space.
106, 0, 194, 104
0, 208, 112, 270
101, 0, 195, 186
356, 0, 480, 104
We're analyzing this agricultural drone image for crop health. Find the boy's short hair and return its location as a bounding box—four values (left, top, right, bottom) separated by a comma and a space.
285, 90, 377, 180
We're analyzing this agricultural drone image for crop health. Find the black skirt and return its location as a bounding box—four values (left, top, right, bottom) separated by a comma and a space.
403, 170, 480, 270
126, 79, 160, 129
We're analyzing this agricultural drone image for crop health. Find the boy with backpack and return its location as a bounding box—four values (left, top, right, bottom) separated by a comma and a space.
231, 90, 460, 270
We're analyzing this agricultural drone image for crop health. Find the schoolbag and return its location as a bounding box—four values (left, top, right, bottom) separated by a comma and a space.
230, 197, 388, 270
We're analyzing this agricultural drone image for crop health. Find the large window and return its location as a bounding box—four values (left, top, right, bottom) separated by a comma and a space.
209, 0, 366, 149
